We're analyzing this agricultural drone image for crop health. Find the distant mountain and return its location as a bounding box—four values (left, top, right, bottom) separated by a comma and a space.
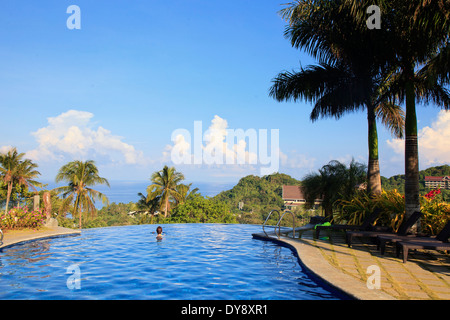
214, 173, 301, 206
381, 165, 450, 194
213, 173, 302, 223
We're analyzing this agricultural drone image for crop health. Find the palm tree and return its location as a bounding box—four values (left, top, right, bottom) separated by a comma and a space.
176, 183, 199, 205
344, 0, 450, 231
147, 166, 185, 217
136, 192, 161, 224
302, 159, 366, 219
270, 0, 404, 197
54, 160, 110, 229
0, 147, 41, 214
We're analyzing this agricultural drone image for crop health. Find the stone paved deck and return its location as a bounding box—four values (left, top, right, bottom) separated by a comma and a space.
0, 226, 81, 249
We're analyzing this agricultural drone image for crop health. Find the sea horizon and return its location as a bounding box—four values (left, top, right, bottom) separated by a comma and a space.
41, 180, 236, 208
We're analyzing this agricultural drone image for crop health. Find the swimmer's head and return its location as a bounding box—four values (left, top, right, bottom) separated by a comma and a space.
156, 226, 162, 235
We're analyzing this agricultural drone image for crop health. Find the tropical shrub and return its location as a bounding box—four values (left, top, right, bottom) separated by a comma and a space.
334, 191, 375, 225
0, 206, 46, 230
336, 188, 450, 235
170, 194, 237, 224
373, 189, 405, 232
335, 189, 405, 230
420, 189, 450, 235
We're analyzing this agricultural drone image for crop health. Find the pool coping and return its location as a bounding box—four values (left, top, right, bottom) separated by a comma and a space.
0, 227, 81, 249
252, 231, 396, 300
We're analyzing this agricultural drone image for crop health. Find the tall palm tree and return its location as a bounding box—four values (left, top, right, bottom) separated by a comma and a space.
270, 0, 404, 197
0, 147, 41, 214
344, 0, 450, 231
54, 160, 109, 229
147, 166, 185, 217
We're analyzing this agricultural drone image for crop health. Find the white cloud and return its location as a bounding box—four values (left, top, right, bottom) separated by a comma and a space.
387, 110, 450, 166
165, 115, 317, 177
203, 115, 259, 166
0, 145, 14, 154
165, 115, 260, 167
26, 109, 147, 165
280, 150, 316, 169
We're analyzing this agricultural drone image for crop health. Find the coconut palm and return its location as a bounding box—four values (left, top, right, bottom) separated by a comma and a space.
344, 0, 450, 230
147, 166, 185, 217
54, 160, 109, 229
0, 147, 41, 214
270, 0, 404, 197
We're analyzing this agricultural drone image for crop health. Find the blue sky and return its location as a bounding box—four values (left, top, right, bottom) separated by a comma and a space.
1, 0, 449, 187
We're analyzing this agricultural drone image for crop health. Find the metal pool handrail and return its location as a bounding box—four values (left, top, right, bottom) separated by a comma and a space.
262, 209, 295, 239
0, 228, 3, 246
263, 209, 281, 237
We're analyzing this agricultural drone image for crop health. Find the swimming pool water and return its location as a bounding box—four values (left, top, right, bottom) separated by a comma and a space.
0, 224, 342, 300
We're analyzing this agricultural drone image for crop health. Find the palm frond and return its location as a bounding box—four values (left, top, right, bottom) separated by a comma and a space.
376, 102, 405, 139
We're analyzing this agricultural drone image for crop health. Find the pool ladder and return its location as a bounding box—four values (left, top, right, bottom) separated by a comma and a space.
262, 209, 295, 239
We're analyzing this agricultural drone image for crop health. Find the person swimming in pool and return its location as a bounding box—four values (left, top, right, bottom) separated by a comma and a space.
156, 226, 163, 240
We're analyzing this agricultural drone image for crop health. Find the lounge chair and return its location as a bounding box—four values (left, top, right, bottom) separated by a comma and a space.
315, 208, 382, 239
378, 220, 450, 255
346, 211, 423, 248
396, 240, 450, 263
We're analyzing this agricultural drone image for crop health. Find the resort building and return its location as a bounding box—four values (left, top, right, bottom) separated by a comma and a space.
282, 185, 323, 209
424, 176, 450, 190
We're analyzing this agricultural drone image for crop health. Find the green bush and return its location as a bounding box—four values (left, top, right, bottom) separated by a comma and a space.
170, 194, 237, 224
336, 188, 450, 235
335, 191, 377, 225
335, 189, 405, 231
373, 189, 406, 232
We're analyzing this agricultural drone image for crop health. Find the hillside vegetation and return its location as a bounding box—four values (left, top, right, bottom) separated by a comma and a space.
213, 173, 312, 225
381, 165, 450, 201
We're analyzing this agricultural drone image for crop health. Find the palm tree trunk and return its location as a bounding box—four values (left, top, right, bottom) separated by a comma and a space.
165, 191, 170, 218
367, 105, 382, 197
404, 73, 421, 234
74, 194, 81, 229
4, 181, 13, 214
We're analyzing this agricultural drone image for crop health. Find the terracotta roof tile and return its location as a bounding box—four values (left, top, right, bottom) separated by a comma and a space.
282, 185, 305, 200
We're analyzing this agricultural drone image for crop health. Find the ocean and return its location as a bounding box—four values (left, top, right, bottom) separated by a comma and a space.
42, 180, 235, 207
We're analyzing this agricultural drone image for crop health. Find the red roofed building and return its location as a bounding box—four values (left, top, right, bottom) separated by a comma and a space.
282, 185, 322, 209
424, 176, 450, 189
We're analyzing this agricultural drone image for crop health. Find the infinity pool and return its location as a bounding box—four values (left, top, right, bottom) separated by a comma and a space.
0, 224, 343, 300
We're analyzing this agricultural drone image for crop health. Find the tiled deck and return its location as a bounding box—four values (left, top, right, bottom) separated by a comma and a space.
0, 226, 81, 249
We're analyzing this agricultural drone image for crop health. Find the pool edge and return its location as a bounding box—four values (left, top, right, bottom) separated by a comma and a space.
252, 232, 396, 301
0, 227, 81, 250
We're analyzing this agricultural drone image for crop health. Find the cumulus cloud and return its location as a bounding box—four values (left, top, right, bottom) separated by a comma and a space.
280, 150, 316, 169
387, 110, 450, 165
165, 115, 259, 166
165, 115, 315, 176
26, 110, 146, 165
